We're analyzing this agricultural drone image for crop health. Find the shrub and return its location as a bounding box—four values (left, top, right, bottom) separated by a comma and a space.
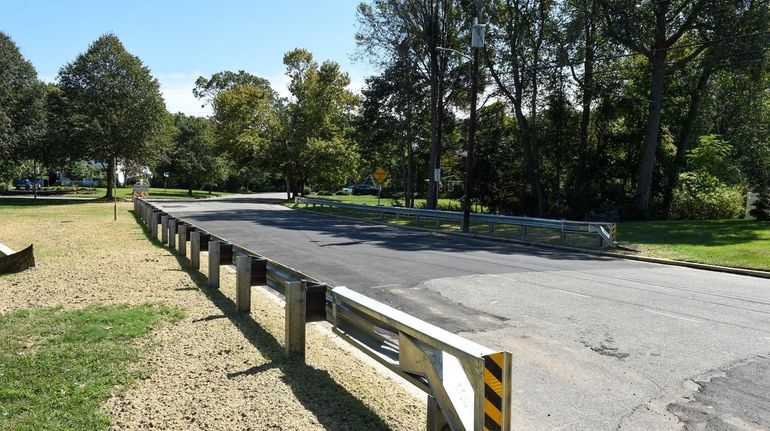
750, 188, 770, 221
303, 186, 312, 195
671, 172, 745, 220
316, 190, 333, 196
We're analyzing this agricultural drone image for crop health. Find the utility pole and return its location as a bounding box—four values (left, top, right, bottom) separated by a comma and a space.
463, 1, 484, 232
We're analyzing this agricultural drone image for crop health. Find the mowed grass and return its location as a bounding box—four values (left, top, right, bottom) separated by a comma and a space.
0, 304, 182, 431
620, 219, 770, 271
311, 194, 465, 209
62, 187, 233, 200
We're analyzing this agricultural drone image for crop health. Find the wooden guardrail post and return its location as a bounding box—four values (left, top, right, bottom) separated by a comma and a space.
285, 280, 306, 361
208, 240, 220, 288
168, 218, 177, 249
178, 225, 194, 259
207, 240, 232, 289
236, 255, 251, 313
161, 215, 169, 244
150, 211, 160, 239
235, 256, 267, 313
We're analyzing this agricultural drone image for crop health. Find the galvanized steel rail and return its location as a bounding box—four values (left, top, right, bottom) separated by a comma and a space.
296, 196, 618, 247
134, 198, 513, 430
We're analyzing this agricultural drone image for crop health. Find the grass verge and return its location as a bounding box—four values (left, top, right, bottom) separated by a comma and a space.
62, 187, 233, 200
288, 202, 604, 250
0, 304, 182, 430
619, 219, 770, 271
309, 194, 468, 210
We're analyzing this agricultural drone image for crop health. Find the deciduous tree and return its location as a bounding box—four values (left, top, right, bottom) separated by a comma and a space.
58, 34, 167, 198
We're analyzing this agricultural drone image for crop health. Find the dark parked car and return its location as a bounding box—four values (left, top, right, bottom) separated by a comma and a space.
351, 184, 379, 196
13, 178, 43, 190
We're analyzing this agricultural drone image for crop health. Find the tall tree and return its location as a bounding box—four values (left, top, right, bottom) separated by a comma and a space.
167, 113, 230, 196
357, 0, 464, 208
600, 0, 710, 215
486, 0, 559, 215
193, 70, 278, 107
283, 48, 360, 196
0, 32, 46, 170
58, 34, 167, 198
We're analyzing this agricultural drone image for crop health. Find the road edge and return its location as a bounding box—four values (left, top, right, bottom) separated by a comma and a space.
291, 206, 770, 280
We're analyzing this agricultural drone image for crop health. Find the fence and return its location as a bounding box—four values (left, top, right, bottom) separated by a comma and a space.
295, 197, 618, 247
134, 198, 513, 431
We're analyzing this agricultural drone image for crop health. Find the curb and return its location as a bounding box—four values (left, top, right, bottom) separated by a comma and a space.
291, 205, 770, 280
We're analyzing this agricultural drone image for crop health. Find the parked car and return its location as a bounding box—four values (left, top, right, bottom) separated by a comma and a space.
341, 185, 354, 193
351, 184, 379, 196
13, 178, 43, 190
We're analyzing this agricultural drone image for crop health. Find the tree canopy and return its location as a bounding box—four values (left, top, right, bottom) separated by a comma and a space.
58, 34, 168, 197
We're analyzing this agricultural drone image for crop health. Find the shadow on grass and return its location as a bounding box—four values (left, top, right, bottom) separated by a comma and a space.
0, 197, 101, 206
129, 210, 398, 431
620, 220, 767, 246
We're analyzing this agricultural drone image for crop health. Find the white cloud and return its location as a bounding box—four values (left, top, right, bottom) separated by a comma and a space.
157, 72, 213, 117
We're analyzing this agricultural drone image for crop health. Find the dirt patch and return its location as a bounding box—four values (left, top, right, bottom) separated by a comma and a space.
0, 201, 425, 430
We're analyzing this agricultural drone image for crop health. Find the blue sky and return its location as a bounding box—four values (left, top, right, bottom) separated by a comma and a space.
0, 0, 375, 116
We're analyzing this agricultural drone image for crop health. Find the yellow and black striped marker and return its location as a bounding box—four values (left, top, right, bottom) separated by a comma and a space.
483, 352, 505, 431
610, 223, 618, 242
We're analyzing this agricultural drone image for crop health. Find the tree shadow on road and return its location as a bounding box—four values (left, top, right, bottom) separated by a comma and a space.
130, 209, 401, 431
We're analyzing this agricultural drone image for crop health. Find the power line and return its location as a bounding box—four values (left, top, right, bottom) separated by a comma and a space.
489, 30, 770, 74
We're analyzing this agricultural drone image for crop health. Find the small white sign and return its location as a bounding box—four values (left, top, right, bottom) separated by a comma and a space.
434, 168, 442, 181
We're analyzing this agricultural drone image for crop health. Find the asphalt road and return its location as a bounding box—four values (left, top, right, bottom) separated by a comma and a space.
155, 196, 770, 430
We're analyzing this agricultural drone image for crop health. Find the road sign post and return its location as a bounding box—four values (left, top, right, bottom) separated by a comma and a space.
373, 167, 388, 207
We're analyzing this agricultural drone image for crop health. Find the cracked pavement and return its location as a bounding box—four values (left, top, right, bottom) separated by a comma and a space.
155, 196, 770, 430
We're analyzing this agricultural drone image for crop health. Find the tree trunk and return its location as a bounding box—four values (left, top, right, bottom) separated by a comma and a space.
404, 108, 415, 208
634, 5, 669, 216
188, 182, 193, 197
105, 158, 115, 199
661, 65, 712, 218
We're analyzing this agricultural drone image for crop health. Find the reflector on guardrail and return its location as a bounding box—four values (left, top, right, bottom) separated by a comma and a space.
136, 198, 513, 430
329, 286, 512, 430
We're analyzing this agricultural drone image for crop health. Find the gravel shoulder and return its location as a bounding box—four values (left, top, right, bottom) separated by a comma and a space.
0, 201, 425, 430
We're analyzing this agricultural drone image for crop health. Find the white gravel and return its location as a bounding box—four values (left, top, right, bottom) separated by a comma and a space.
0, 201, 425, 430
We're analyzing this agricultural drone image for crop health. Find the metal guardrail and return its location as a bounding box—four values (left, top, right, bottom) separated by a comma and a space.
296, 197, 618, 247
134, 198, 513, 430
330, 286, 511, 431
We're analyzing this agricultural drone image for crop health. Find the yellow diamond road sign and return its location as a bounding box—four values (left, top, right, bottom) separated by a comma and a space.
373, 167, 388, 184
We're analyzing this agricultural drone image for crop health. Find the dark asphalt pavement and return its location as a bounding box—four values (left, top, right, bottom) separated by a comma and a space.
155, 197, 770, 430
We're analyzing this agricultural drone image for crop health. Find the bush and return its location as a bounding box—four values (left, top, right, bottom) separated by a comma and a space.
303, 186, 312, 195
316, 190, 333, 196
671, 172, 745, 220
750, 188, 770, 221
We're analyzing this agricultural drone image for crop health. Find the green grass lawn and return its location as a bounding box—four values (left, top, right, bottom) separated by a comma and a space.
307, 194, 476, 211
0, 304, 182, 430
619, 219, 770, 271
62, 187, 233, 200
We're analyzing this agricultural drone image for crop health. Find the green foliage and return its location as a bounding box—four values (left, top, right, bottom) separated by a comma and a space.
0, 304, 182, 430
304, 137, 360, 191
671, 171, 745, 220
166, 113, 230, 194
193, 70, 277, 106
686, 135, 742, 184
212, 81, 280, 188
750, 188, 770, 221
0, 32, 46, 166
58, 34, 168, 196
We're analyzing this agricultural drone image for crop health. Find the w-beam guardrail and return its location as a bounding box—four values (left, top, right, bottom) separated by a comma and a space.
296, 197, 618, 248
134, 198, 513, 430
